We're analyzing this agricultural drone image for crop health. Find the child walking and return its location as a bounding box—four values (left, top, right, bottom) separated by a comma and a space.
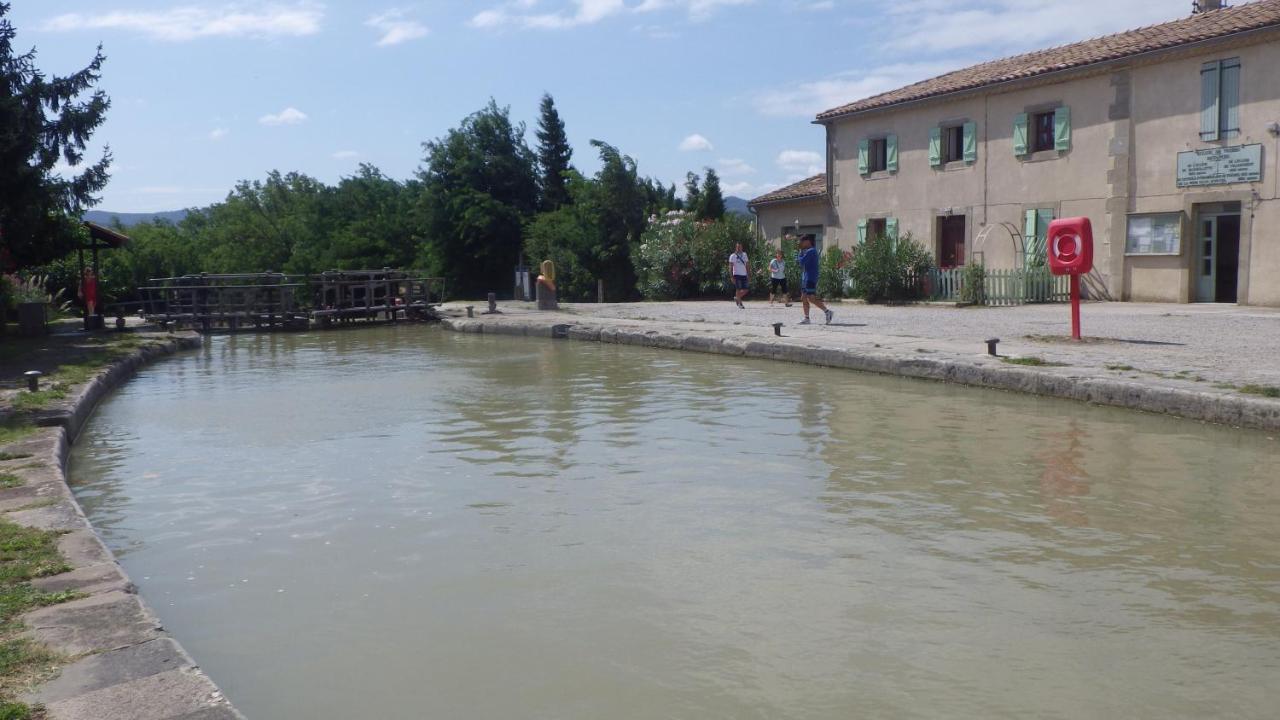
768, 249, 791, 307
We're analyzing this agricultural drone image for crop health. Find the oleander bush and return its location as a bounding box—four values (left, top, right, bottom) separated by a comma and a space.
849, 231, 934, 304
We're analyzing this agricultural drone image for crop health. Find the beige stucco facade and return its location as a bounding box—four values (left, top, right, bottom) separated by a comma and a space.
752, 198, 834, 250
806, 28, 1280, 306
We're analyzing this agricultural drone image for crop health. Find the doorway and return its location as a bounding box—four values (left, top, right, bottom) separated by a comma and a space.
938, 215, 966, 268
1195, 204, 1240, 303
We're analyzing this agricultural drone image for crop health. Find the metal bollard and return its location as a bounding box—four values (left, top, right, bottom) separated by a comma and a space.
773, 323, 783, 337
24, 370, 42, 392
466, 306, 475, 318
986, 338, 1000, 356
487, 293, 497, 313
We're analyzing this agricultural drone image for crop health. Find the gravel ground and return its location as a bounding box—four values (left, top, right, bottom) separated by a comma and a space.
546, 300, 1280, 389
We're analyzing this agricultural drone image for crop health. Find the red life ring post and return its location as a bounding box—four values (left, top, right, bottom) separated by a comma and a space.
1046, 217, 1094, 341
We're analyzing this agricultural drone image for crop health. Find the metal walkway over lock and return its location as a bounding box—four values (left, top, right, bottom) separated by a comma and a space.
138, 270, 445, 332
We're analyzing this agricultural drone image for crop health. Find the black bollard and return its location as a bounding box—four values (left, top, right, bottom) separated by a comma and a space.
24, 371, 41, 392
986, 338, 1000, 356
487, 293, 497, 313
466, 306, 475, 318
773, 323, 783, 337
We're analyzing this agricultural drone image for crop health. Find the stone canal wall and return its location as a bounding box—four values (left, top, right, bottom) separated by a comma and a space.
4, 334, 245, 720
442, 315, 1280, 433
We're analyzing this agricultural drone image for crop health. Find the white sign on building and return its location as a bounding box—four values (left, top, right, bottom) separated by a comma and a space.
1176, 144, 1263, 187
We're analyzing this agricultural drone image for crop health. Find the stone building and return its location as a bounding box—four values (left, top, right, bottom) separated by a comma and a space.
749, 0, 1280, 305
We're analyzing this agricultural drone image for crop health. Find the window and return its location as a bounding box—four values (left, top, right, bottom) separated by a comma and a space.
1032, 112, 1056, 152
1014, 108, 1070, 156
938, 215, 966, 268
943, 125, 965, 163
857, 217, 896, 244
1125, 213, 1183, 255
858, 135, 897, 175
784, 225, 825, 252
1201, 58, 1241, 141
868, 138, 888, 172
867, 218, 887, 239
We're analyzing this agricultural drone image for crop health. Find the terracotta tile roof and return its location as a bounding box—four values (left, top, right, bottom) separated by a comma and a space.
748, 174, 827, 207
817, 0, 1280, 121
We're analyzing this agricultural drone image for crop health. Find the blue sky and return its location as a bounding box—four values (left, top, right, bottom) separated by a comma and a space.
17, 0, 1186, 213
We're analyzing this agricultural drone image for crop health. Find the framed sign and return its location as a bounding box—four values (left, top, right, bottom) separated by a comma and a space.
1125, 213, 1183, 256
1176, 144, 1262, 187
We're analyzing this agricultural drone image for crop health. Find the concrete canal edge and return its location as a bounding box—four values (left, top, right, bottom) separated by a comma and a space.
4, 333, 246, 720
441, 316, 1280, 433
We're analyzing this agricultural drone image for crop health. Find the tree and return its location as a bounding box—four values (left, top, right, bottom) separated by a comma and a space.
683, 172, 702, 217
0, 2, 111, 269
417, 100, 538, 297
698, 168, 725, 221
535, 93, 573, 212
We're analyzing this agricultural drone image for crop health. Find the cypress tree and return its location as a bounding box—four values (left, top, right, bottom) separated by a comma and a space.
535, 93, 573, 211
699, 168, 725, 221
0, 2, 112, 269
684, 172, 701, 217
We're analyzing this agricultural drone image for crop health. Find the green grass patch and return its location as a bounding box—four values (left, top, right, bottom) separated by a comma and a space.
0, 425, 36, 450
1105, 364, 1136, 372
0, 520, 77, 705
0, 476, 20, 490
1002, 356, 1067, 367
0, 698, 40, 719
1240, 384, 1280, 398
0, 456, 30, 464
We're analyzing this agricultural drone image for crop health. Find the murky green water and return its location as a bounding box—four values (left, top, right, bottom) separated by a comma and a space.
70, 326, 1279, 719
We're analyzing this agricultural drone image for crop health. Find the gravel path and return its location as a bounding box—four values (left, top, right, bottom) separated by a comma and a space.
552, 300, 1280, 388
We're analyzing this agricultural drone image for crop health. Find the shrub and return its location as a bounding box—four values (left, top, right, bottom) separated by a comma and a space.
960, 261, 986, 305
634, 213, 764, 300
817, 245, 853, 299
848, 231, 934, 304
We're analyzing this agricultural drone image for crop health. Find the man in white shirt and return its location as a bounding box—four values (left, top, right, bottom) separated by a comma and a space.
727, 243, 750, 309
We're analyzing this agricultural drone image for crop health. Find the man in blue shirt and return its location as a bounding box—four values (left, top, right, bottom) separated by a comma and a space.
796, 235, 833, 325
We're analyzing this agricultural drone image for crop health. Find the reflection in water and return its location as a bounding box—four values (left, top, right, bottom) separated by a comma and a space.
69, 327, 1280, 720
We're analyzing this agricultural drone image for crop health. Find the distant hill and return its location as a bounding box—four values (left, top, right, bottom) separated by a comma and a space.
83, 209, 189, 227
725, 196, 751, 217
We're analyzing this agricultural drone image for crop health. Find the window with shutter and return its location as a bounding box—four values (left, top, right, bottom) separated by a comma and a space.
856, 219, 868, 244
1054, 106, 1071, 152
1201, 58, 1240, 141
963, 122, 977, 164
858, 139, 869, 175
929, 127, 942, 167
886, 135, 898, 172
1013, 113, 1028, 155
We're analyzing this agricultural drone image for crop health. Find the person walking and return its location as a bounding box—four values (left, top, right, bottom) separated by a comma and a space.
728, 242, 750, 309
768, 248, 791, 307
796, 235, 833, 325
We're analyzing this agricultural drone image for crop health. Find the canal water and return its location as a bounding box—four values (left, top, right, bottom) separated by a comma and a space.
70, 327, 1278, 719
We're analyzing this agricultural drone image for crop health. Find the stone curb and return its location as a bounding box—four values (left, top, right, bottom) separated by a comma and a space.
2, 333, 246, 720
441, 316, 1280, 432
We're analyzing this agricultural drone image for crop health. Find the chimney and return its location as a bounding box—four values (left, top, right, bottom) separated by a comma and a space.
1193, 0, 1225, 13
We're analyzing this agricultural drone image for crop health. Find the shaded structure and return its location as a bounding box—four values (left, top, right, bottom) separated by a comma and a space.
80, 222, 130, 330
139, 270, 445, 332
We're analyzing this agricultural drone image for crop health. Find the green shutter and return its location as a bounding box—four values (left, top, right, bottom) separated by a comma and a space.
963, 122, 977, 164
1201, 61, 1220, 141
929, 127, 942, 167
886, 134, 898, 172
1023, 209, 1038, 265
1054, 106, 1071, 152
1221, 58, 1241, 136
858, 139, 869, 175
1013, 113, 1028, 156
886, 217, 898, 246
856, 219, 868, 244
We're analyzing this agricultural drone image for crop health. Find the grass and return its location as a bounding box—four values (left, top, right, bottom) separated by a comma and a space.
0, 519, 77, 708
0, 457, 29, 465
1001, 356, 1067, 367
0, 476, 20, 491
1240, 384, 1280, 398
0, 426, 35, 451
1105, 364, 1136, 372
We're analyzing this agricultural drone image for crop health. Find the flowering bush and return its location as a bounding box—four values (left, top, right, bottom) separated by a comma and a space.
817, 245, 854, 299
634, 213, 767, 300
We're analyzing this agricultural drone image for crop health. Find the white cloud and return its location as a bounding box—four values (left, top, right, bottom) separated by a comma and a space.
332, 150, 360, 159
884, 0, 1175, 54
678, 133, 713, 152
259, 107, 308, 126
717, 158, 755, 177
471, 0, 748, 30
753, 61, 959, 117
366, 9, 429, 46
776, 149, 822, 175
209, 128, 229, 141
42, 3, 323, 42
